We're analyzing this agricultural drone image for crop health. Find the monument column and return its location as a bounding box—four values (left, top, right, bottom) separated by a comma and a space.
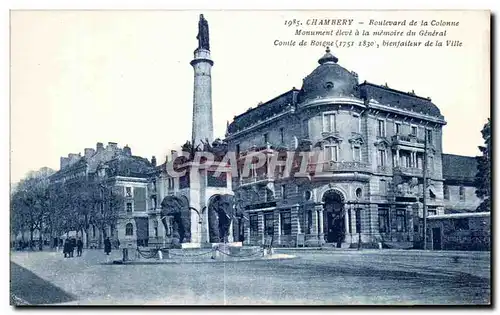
190, 14, 214, 149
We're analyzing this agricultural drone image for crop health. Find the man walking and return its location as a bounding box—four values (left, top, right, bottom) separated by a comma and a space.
104, 237, 112, 255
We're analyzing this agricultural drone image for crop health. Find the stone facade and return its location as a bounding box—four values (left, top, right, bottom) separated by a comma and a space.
226, 48, 449, 248
50, 142, 156, 248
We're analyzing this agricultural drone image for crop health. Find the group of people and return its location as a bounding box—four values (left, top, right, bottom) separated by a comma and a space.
63, 238, 84, 258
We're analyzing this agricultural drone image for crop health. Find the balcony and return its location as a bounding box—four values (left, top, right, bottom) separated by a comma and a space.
322, 161, 371, 173
392, 134, 425, 148
239, 173, 274, 186
393, 166, 424, 177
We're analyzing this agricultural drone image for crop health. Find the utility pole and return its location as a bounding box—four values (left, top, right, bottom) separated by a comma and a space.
422, 135, 428, 250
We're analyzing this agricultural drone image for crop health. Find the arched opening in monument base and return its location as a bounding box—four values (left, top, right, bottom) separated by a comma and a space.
207, 194, 234, 243
160, 196, 191, 245
323, 190, 346, 247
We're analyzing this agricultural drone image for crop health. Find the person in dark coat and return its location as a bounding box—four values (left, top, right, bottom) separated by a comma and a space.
76, 238, 83, 257
63, 239, 70, 258
104, 237, 111, 255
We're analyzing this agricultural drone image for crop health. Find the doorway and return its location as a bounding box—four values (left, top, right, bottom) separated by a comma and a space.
432, 227, 442, 250
323, 190, 345, 247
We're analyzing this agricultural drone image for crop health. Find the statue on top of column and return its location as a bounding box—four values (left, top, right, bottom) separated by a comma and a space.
196, 14, 210, 50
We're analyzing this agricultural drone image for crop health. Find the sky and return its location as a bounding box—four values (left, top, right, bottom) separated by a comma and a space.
10, 10, 490, 184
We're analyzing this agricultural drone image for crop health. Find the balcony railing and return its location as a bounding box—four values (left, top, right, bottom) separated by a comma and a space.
393, 166, 424, 177
322, 161, 371, 173
239, 173, 273, 185
392, 134, 426, 146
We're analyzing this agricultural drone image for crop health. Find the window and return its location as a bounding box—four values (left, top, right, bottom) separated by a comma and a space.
353, 114, 361, 133
459, 186, 465, 201
396, 209, 406, 232
235, 144, 240, 157
265, 188, 274, 202
167, 178, 174, 190
378, 207, 390, 233
355, 208, 362, 233
153, 220, 158, 238
125, 223, 133, 236
280, 211, 291, 235
100, 203, 104, 214
280, 128, 285, 144
426, 129, 433, 144
125, 187, 132, 197
378, 120, 386, 137
307, 211, 313, 234
323, 113, 336, 132
126, 202, 132, 213
92, 225, 96, 238
411, 126, 417, 136
324, 145, 339, 162
264, 133, 269, 144
379, 180, 387, 195
427, 207, 437, 216
179, 172, 190, 189
444, 185, 450, 200
264, 212, 274, 236
395, 122, 401, 135
281, 185, 287, 199
353, 146, 361, 162
378, 149, 387, 166
250, 215, 258, 237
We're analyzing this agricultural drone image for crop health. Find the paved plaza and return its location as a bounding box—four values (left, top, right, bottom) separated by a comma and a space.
10, 248, 490, 305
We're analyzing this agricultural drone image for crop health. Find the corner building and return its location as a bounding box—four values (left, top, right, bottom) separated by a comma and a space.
226, 49, 447, 248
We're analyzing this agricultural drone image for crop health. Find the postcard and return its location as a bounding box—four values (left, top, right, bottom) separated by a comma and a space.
10, 10, 491, 306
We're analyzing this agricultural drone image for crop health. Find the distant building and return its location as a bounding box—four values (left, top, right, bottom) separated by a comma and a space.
442, 154, 482, 213
50, 142, 156, 248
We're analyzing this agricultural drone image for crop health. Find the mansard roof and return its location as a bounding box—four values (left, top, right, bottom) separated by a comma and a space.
226, 89, 299, 135
103, 155, 156, 178
359, 82, 443, 118
442, 154, 478, 184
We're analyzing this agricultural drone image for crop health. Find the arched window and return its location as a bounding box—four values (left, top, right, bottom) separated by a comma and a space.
125, 223, 133, 236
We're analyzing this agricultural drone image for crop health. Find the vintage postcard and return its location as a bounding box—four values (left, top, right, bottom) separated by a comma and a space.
9, 10, 491, 306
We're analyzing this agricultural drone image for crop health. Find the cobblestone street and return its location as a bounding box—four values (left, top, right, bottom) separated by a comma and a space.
10, 248, 490, 305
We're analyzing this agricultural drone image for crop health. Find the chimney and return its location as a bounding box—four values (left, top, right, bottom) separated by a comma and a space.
107, 142, 118, 151
60, 157, 69, 169
84, 148, 95, 158
96, 142, 104, 152
123, 145, 132, 156
151, 156, 157, 167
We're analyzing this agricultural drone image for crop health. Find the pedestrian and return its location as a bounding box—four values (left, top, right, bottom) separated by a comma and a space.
70, 238, 76, 257
104, 237, 111, 255
77, 238, 83, 257
63, 239, 69, 258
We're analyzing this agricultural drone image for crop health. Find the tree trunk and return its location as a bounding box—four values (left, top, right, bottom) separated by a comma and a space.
85, 226, 90, 249
30, 228, 34, 250
38, 230, 43, 251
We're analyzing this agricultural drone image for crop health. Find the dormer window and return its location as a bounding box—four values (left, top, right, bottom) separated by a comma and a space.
323, 113, 336, 133
324, 81, 334, 89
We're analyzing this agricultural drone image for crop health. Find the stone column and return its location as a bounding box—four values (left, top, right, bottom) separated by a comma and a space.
190, 48, 214, 148
291, 206, 301, 235
258, 212, 265, 245
396, 149, 400, 166
228, 220, 234, 243
344, 207, 350, 239
274, 209, 281, 245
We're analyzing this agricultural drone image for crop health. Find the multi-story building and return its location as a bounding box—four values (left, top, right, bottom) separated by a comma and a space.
442, 154, 482, 213
225, 48, 448, 248
50, 142, 156, 248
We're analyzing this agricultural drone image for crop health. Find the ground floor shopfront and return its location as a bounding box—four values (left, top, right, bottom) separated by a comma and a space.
242, 199, 444, 248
